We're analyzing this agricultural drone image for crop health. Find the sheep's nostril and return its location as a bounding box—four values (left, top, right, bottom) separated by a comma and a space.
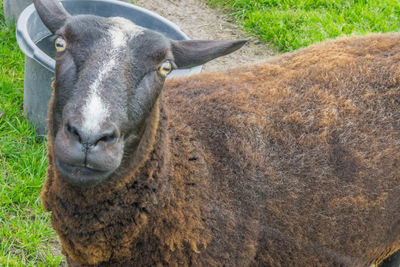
95, 132, 117, 146
90, 124, 120, 147
65, 121, 83, 144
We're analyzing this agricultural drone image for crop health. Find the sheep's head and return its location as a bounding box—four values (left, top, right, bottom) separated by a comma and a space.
34, 0, 247, 188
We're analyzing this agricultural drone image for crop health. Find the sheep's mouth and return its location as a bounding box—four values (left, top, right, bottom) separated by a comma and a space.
56, 159, 113, 188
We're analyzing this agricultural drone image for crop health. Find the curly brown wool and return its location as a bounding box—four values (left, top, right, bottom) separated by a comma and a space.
43, 33, 400, 266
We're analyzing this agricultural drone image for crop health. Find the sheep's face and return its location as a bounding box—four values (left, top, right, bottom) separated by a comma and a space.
51, 15, 173, 187
34, 0, 247, 187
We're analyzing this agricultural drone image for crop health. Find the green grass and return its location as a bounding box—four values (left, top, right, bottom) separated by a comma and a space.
206, 0, 400, 51
0, 1, 64, 266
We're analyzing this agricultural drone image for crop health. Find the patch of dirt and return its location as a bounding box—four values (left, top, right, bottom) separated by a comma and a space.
134, 0, 274, 72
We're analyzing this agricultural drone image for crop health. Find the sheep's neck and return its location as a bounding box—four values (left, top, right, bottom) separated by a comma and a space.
43, 96, 209, 265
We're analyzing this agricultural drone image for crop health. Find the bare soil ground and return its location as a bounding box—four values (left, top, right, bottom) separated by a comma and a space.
134, 0, 274, 72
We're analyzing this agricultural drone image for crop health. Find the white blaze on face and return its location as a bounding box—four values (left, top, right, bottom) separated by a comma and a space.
81, 20, 144, 135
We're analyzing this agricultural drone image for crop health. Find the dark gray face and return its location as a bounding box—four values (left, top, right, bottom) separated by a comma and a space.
34, 0, 248, 188
51, 15, 173, 187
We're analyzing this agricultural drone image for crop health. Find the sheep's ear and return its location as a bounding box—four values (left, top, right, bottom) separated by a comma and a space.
171, 39, 249, 68
33, 0, 71, 33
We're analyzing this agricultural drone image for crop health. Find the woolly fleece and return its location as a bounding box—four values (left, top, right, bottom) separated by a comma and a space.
43, 33, 400, 266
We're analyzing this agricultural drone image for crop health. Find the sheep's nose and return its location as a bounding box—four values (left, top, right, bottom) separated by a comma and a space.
65, 121, 119, 147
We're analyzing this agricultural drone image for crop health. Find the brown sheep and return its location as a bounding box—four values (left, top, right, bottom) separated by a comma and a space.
34, 0, 400, 266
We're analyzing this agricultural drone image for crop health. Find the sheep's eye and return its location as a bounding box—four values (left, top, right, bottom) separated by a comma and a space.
55, 37, 67, 52
158, 61, 173, 77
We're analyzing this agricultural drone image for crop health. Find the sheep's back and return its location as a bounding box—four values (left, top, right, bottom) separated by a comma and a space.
164, 33, 400, 266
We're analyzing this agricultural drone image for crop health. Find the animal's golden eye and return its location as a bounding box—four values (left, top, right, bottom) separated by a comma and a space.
158, 61, 173, 77
55, 37, 67, 52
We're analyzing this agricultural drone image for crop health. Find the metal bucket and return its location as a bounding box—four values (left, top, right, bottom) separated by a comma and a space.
3, 0, 130, 22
